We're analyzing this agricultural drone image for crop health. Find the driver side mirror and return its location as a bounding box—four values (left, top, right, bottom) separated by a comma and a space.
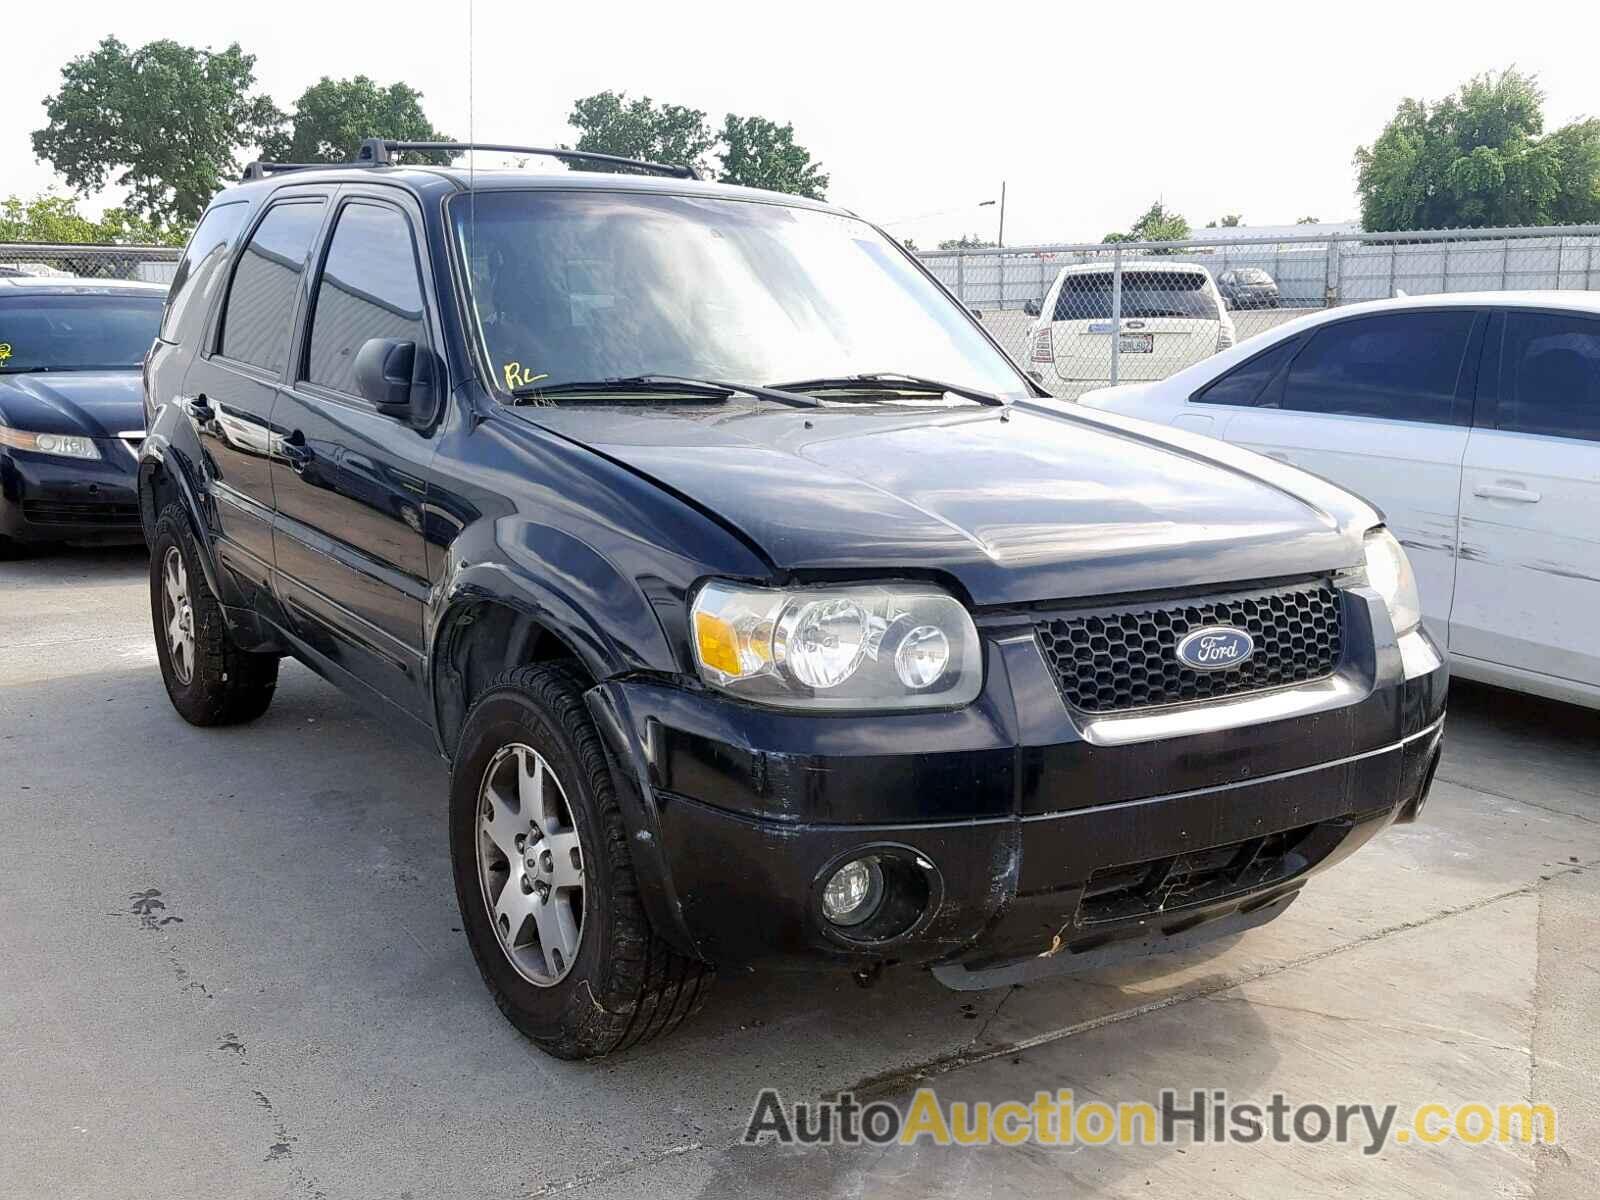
354, 338, 439, 427
1023, 298, 1041, 317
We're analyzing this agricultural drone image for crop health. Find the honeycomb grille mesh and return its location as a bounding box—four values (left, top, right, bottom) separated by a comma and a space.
1036, 583, 1343, 713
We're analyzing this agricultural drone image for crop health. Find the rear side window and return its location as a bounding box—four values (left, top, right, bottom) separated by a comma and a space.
218, 200, 325, 373
305, 203, 427, 395
160, 200, 248, 342
1275, 310, 1474, 424
1193, 336, 1302, 406
1053, 271, 1217, 321
1496, 311, 1600, 443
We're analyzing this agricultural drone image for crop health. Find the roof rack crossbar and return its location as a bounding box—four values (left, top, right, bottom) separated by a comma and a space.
359, 138, 701, 180
241, 139, 704, 184
240, 159, 387, 181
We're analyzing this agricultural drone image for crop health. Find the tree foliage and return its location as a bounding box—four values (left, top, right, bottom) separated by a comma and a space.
261, 76, 451, 165
568, 91, 717, 173
0, 193, 186, 247
718, 115, 829, 199
567, 91, 828, 198
32, 37, 281, 227
1103, 201, 1191, 244
1206, 213, 1243, 228
937, 233, 997, 250
1296, 215, 1321, 224
1355, 69, 1600, 230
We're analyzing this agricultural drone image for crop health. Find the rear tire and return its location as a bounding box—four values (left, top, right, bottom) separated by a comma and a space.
449, 663, 711, 1059
149, 503, 278, 726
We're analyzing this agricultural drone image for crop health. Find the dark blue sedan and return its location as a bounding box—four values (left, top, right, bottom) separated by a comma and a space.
0, 278, 165, 555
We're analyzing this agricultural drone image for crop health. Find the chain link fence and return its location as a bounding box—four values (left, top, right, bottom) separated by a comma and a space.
919, 225, 1600, 398
0, 242, 180, 284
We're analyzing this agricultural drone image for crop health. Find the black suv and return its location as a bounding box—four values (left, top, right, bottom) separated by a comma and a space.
140, 140, 1446, 1059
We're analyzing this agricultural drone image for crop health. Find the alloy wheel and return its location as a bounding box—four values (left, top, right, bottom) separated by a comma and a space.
476, 743, 586, 986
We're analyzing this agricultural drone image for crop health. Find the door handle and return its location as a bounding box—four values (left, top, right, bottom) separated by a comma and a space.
279, 429, 313, 474
1473, 483, 1541, 503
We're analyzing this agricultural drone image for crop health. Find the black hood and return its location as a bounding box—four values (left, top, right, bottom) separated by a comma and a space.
516, 399, 1378, 606
0, 370, 144, 438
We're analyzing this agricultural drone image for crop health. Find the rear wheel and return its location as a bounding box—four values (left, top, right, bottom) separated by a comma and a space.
149, 503, 278, 726
449, 663, 711, 1059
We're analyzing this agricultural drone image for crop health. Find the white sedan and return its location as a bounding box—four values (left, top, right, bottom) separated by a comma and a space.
1078, 292, 1600, 710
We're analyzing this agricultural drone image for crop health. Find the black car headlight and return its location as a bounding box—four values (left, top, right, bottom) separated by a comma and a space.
690, 581, 983, 711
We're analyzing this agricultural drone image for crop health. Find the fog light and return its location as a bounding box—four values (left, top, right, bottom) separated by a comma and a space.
822, 857, 884, 927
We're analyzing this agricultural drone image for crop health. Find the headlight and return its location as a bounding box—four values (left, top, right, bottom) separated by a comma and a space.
0, 427, 102, 460
1361, 527, 1421, 636
690, 580, 982, 711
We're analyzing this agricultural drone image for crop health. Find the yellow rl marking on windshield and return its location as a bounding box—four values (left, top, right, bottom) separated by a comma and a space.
502, 362, 548, 390
0, 343, 12, 364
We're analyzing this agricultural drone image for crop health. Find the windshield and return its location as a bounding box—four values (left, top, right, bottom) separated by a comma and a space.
451, 191, 1028, 399
1053, 270, 1218, 321
1236, 268, 1272, 284
0, 294, 163, 373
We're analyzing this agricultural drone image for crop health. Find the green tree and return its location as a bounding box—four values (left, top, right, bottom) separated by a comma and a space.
0, 193, 188, 246
261, 76, 451, 164
937, 234, 997, 250
717, 114, 828, 198
1103, 200, 1191, 244
32, 37, 281, 226
567, 91, 716, 173
1205, 213, 1243, 228
1354, 69, 1600, 230
1296, 215, 1321, 224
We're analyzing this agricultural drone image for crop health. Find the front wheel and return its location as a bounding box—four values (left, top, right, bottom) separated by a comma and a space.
149, 503, 279, 726
449, 663, 711, 1059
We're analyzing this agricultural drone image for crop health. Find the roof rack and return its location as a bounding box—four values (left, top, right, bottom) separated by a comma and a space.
356, 139, 701, 180
241, 139, 702, 183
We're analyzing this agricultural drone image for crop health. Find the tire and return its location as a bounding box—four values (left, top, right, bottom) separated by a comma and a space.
149, 503, 279, 726
449, 663, 711, 1059
0, 534, 28, 561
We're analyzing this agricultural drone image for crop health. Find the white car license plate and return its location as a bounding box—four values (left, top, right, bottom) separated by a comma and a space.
1119, 333, 1154, 353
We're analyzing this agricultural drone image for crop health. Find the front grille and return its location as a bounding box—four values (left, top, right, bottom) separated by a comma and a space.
1036, 581, 1343, 713
22, 500, 142, 527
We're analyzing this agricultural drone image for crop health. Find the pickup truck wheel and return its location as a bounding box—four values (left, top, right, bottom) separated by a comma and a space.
149, 503, 278, 726
450, 663, 711, 1059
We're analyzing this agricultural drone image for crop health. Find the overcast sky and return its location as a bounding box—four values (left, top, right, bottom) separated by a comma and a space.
6, 0, 1597, 246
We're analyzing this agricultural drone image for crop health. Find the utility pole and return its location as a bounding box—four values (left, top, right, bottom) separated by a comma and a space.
997, 181, 1006, 248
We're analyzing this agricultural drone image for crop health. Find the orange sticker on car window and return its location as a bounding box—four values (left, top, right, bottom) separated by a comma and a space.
502, 361, 548, 390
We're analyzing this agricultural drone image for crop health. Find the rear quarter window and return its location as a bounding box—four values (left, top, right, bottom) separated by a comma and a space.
159, 200, 249, 343
1193, 335, 1303, 406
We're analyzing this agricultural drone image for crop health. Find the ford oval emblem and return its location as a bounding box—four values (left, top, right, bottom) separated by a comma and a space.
1175, 626, 1255, 671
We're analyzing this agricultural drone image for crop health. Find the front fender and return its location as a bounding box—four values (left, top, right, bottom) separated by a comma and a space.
138, 416, 227, 606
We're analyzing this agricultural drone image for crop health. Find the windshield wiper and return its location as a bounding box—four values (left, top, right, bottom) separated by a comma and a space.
509, 375, 819, 408
767, 372, 1007, 407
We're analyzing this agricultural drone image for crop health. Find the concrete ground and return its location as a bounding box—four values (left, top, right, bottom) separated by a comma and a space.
2, 546, 1595, 1200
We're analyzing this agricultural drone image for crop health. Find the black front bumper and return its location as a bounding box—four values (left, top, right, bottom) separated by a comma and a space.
588, 587, 1447, 978
0, 445, 144, 543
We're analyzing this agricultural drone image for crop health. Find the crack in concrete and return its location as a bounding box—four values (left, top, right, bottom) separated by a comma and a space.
525, 1140, 703, 1197
1436, 773, 1600, 826
1200, 992, 1539, 1058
